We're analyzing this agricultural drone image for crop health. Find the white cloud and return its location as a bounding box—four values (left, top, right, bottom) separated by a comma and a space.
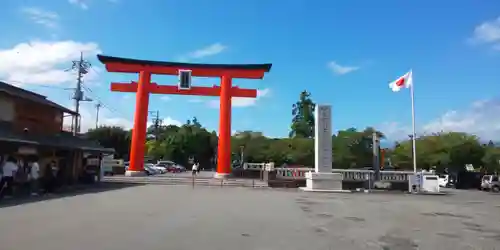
21, 7, 59, 29
180, 43, 227, 61
207, 88, 271, 108
68, 0, 89, 10
378, 121, 412, 142
163, 117, 182, 127
68, 0, 117, 10
147, 117, 182, 128
470, 17, 500, 50
380, 98, 500, 141
327, 61, 360, 75
0, 40, 101, 86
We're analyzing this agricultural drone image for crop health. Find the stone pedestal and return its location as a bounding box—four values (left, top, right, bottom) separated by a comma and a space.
300, 172, 349, 193
213, 172, 230, 179
125, 170, 146, 177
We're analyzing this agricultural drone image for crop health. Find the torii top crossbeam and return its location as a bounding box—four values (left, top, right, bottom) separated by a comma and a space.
97, 54, 272, 178
98, 55, 272, 79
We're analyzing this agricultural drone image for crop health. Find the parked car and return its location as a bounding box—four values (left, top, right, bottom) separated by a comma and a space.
143, 165, 154, 175
157, 160, 176, 167
150, 164, 167, 174
144, 164, 161, 175
481, 175, 500, 192
157, 161, 186, 173
167, 164, 185, 173
155, 166, 168, 173
175, 164, 186, 172
438, 174, 449, 187
156, 161, 176, 172
168, 166, 180, 173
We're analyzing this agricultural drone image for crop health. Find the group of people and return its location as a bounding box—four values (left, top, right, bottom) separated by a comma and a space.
0, 155, 59, 199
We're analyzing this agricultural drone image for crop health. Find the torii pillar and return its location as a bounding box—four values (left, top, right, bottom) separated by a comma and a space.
97, 55, 272, 178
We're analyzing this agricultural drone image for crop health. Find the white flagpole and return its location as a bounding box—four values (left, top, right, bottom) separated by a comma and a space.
409, 70, 417, 173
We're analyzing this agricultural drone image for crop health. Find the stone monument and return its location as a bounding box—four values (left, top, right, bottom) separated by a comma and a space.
300, 104, 346, 192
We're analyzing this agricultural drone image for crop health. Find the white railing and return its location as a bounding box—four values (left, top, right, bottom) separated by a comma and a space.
274, 167, 414, 182
241, 163, 415, 182
243, 162, 275, 171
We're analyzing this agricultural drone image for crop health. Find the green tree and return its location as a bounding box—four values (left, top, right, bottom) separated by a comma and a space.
86, 91, 500, 174
290, 90, 316, 138
482, 143, 500, 173
85, 126, 131, 159
390, 132, 485, 171
143, 118, 216, 168
332, 127, 385, 169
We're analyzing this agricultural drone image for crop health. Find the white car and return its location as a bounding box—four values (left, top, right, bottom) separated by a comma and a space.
144, 164, 161, 175
438, 174, 449, 187
152, 165, 167, 173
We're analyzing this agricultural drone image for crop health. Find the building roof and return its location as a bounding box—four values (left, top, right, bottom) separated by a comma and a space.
0, 81, 77, 115
0, 122, 114, 153
97, 54, 273, 72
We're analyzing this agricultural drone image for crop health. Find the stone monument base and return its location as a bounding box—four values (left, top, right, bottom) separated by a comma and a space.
213, 172, 230, 179
125, 170, 146, 177
299, 172, 350, 193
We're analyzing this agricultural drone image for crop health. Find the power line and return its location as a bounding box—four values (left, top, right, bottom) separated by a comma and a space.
81, 82, 126, 117
79, 64, 131, 126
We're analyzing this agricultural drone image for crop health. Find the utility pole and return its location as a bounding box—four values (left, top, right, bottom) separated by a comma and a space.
148, 110, 161, 140
372, 131, 380, 181
95, 102, 102, 129
70, 52, 92, 134
239, 145, 245, 168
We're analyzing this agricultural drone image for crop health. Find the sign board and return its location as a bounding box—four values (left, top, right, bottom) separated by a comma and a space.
465, 164, 474, 171
18, 146, 37, 155
314, 104, 332, 173
178, 70, 192, 90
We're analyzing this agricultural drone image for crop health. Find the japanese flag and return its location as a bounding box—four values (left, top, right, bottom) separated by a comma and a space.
389, 70, 413, 92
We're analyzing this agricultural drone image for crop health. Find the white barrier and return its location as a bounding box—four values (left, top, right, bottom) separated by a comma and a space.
274, 168, 414, 182
241, 163, 415, 182
243, 162, 275, 171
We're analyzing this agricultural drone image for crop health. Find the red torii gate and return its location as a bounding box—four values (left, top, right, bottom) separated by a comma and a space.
97, 55, 272, 178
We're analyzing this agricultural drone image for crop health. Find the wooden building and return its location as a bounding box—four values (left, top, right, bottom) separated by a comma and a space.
0, 81, 113, 185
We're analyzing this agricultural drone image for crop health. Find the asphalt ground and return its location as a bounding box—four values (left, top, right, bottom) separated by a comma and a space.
0, 183, 499, 250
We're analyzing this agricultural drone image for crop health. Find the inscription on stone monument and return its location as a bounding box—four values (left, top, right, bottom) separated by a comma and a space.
314, 105, 332, 173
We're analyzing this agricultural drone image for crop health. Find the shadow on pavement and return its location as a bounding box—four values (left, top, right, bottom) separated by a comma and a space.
0, 182, 146, 208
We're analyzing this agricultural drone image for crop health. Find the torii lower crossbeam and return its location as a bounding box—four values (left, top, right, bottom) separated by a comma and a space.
111, 82, 257, 97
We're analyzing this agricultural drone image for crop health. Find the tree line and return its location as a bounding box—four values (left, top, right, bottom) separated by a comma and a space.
85, 90, 500, 173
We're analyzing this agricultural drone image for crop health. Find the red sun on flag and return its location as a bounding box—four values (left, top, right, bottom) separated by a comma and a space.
395, 78, 405, 87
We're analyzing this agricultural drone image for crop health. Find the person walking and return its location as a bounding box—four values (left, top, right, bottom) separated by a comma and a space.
44, 161, 58, 194
29, 157, 40, 196
0, 156, 19, 198
192, 161, 198, 176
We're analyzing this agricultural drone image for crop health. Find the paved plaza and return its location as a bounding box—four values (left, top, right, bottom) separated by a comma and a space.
0, 183, 499, 250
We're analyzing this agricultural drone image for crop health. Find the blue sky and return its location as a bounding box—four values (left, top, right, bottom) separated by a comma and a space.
1, 0, 500, 141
